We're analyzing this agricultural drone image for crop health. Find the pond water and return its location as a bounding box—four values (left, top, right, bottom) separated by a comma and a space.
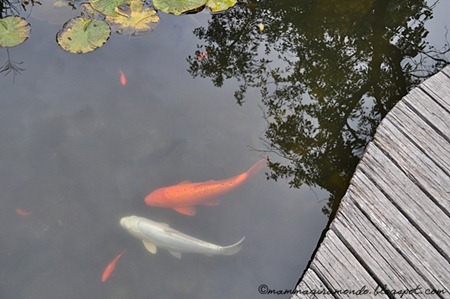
0, 0, 448, 298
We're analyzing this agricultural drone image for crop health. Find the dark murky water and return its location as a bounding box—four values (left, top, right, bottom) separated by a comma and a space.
0, 0, 448, 298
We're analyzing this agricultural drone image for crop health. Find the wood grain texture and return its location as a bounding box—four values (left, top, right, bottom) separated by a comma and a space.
292, 65, 450, 298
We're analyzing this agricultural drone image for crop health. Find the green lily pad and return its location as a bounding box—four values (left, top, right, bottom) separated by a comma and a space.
90, 0, 129, 16
106, 0, 159, 35
57, 17, 111, 54
153, 0, 206, 15
206, 0, 236, 13
0, 16, 31, 48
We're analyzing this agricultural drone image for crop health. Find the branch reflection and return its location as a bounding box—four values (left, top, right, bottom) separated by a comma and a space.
187, 0, 449, 215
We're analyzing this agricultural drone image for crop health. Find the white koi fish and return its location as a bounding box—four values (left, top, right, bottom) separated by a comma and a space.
120, 215, 245, 258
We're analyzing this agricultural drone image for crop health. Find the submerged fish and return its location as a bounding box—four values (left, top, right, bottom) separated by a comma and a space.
119, 70, 127, 86
145, 158, 267, 216
101, 250, 125, 282
120, 215, 245, 258
197, 50, 208, 60
15, 208, 32, 217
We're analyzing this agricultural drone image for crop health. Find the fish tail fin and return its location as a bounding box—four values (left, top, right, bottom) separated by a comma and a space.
222, 237, 246, 255
246, 157, 268, 177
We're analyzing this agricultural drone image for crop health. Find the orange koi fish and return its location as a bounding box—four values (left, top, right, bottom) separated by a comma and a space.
145, 158, 268, 216
16, 208, 32, 217
119, 70, 127, 86
101, 250, 125, 282
197, 51, 208, 60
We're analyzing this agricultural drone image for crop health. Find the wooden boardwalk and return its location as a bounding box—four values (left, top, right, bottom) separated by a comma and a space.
291, 66, 450, 298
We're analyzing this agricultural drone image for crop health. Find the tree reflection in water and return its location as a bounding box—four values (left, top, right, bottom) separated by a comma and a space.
187, 0, 449, 215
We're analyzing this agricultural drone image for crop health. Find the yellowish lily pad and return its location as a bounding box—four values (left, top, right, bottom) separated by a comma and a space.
153, 0, 206, 15
57, 17, 111, 54
106, 0, 159, 35
0, 16, 31, 48
206, 0, 236, 13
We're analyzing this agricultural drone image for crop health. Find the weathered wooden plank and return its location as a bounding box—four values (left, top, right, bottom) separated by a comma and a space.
388, 101, 450, 174
359, 143, 450, 259
442, 65, 450, 78
293, 66, 450, 299
419, 69, 450, 112
374, 120, 450, 214
291, 269, 335, 299
401, 88, 450, 140
350, 171, 450, 291
310, 230, 386, 298
332, 196, 437, 298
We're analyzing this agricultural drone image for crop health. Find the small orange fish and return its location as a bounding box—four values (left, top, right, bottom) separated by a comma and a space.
197, 51, 208, 60
145, 158, 268, 216
16, 208, 32, 217
119, 70, 127, 86
101, 250, 125, 282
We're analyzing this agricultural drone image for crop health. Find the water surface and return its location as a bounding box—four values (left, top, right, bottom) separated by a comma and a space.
0, 0, 448, 298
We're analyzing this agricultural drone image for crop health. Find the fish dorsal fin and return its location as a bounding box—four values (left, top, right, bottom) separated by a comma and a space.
142, 240, 157, 254
177, 180, 192, 185
201, 198, 221, 206
168, 250, 182, 259
174, 206, 197, 216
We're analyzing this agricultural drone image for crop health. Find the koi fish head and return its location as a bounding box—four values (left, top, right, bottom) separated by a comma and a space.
144, 188, 167, 207
120, 216, 143, 239
120, 215, 168, 241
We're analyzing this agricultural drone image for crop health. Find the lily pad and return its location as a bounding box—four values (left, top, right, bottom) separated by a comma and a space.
0, 16, 31, 48
90, 0, 129, 16
153, 0, 206, 15
206, 0, 236, 13
106, 0, 159, 35
57, 17, 111, 53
